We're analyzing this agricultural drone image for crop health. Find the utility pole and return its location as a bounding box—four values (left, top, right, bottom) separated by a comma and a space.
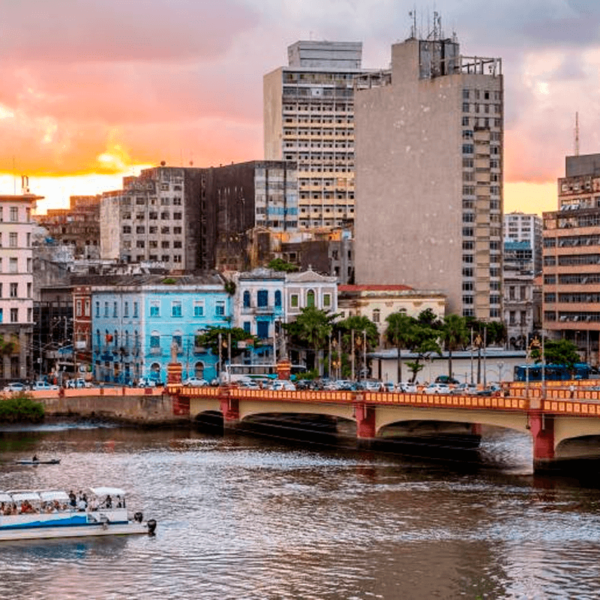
351, 330, 355, 381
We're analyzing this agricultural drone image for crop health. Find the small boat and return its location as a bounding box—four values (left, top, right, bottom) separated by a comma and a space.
0, 487, 157, 541
15, 459, 60, 466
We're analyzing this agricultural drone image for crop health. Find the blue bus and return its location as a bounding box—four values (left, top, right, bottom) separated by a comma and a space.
513, 363, 591, 382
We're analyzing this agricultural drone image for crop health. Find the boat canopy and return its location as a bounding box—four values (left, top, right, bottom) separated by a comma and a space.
39, 491, 70, 502
90, 487, 126, 497
0, 493, 12, 503
11, 492, 41, 502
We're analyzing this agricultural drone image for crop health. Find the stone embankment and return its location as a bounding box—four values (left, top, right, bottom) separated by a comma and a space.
25, 387, 179, 424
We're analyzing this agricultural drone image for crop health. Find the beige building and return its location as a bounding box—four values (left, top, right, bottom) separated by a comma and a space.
543, 153, 600, 364
264, 40, 369, 229
337, 284, 446, 345
354, 35, 503, 319
1, 186, 40, 381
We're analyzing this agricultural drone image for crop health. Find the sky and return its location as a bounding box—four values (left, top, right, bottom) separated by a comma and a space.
1, 0, 599, 214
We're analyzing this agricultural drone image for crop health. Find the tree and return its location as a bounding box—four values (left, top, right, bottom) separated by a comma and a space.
540, 339, 581, 372
416, 308, 442, 330
267, 258, 299, 272
289, 307, 335, 374
195, 327, 258, 360
439, 314, 469, 378
405, 322, 442, 383
385, 311, 415, 384
335, 315, 378, 379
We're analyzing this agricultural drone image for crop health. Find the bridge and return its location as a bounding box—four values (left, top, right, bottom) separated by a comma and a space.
165, 380, 600, 472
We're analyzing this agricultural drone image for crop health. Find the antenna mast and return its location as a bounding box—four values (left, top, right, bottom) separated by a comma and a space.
575, 112, 580, 156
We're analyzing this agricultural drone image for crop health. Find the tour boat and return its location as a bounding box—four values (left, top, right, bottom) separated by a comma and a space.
0, 487, 156, 541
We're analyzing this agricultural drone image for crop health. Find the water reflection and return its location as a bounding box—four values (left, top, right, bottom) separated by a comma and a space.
0, 423, 599, 598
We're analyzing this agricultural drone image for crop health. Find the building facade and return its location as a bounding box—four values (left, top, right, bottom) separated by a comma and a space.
90, 274, 230, 384
264, 40, 369, 229
0, 192, 40, 382
354, 35, 504, 319
542, 153, 600, 364
504, 211, 542, 275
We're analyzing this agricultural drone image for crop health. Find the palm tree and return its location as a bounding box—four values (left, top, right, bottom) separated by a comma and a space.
440, 314, 469, 378
385, 311, 415, 384
294, 307, 335, 375
336, 315, 378, 379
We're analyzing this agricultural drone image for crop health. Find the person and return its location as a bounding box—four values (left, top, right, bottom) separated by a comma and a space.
77, 496, 87, 512
570, 384, 576, 399
105, 495, 112, 509
69, 490, 77, 508
32, 455, 38, 462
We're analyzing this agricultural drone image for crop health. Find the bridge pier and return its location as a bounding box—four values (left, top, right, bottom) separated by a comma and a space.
529, 412, 555, 471
355, 402, 376, 448
219, 396, 240, 429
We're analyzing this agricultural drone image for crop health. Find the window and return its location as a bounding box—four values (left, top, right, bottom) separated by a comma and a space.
172, 301, 182, 317
306, 290, 315, 308
150, 333, 160, 348
96, 301, 100, 318
104, 302, 109, 317
150, 301, 160, 317
323, 293, 331, 308
372, 308, 380, 323
257, 321, 269, 339
124, 302, 129, 317
275, 290, 282, 308
9, 207, 17, 222
9, 283, 17, 297
9, 258, 17, 273
113, 301, 118, 318
257, 290, 268, 307
9, 232, 17, 247
10, 308, 18, 322
76, 300, 82, 317
243, 291, 251, 308
291, 294, 299, 308
243, 321, 251, 334
215, 301, 225, 316
133, 302, 139, 318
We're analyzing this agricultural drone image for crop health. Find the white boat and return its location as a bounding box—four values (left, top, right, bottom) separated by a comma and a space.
0, 487, 156, 541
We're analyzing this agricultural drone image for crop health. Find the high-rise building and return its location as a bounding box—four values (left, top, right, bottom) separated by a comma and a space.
504, 211, 542, 275
264, 41, 367, 229
542, 153, 600, 363
354, 35, 504, 319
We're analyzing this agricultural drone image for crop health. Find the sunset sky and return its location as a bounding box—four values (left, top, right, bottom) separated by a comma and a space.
1, 0, 598, 214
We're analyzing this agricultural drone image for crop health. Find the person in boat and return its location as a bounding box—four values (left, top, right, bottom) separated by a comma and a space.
77, 496, 87, 512
32, 455, 38, 462
104, 495, 112, 509
69, 490, 77, 508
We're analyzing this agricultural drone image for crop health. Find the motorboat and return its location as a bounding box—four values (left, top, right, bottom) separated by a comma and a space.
0, 487, 156, 541
15, 459, 60, 465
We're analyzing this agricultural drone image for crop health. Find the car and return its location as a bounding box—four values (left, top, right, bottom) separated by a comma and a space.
66, 378, 92, 389
137, 377, 158, 388
397, 382, 417, 393
270, 380, 296, 391
451, 383, 478, 395
360, 380, 383, 392
424, 382, 451, 394
183, 377, 208, 387
32, 381, 59, 391
238, 380, 262, 390
381, 382, 395, 392
3, 382, 29, 393
435, 375, 461, 385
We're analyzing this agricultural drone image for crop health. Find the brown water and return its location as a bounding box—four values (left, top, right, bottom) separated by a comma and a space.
1, 423, 600, 599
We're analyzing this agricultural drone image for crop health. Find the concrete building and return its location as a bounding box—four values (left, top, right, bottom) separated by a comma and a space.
100, 162, 297, 273
35, 195, 101, 261
264, 40, 369, 229
354, 34, 504, 319
504, 211, 542, 275
0, 189, 41, 382
542, 153, 600, 364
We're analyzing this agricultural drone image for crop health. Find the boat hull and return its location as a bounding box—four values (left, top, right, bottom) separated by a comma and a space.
0, 521, 149, 541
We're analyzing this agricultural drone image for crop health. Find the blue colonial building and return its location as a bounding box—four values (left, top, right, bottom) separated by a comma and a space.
90, 274, 230, 384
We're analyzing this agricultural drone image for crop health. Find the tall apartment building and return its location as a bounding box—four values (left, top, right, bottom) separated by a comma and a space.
100, 162, 297, 272
264, 40, 368, 229
354, 35, 504, 319
504, 211, 542, 275
0, 189, 40, 381
543, 153, 600, 363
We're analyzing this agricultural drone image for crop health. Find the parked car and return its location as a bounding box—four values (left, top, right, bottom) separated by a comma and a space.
424, 382, 451, 394
451, 383, 478, 395
238, 380, 262, 390
66, 378, 92, 389
32, 381, 59, 391
183, 377, 208, 388
270, 380, 296, 391
397, 382, 417, 393
476, 384, 503, 397
435, 375, 460, 385
3, 382, 29, 393
137, 377, 158, 388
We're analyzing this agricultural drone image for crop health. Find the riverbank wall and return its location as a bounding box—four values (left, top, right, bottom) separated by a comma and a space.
29, 388, 181, 424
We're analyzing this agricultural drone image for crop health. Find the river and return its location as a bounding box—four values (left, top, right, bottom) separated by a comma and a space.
1, 422, 600, 599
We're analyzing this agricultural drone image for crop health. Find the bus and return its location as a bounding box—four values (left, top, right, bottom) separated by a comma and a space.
513, 363, 591, 382
223, 363, 307, 384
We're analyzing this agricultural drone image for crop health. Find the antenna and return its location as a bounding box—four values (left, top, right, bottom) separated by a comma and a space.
575, 112, 580, 156
408, 9, 417, 38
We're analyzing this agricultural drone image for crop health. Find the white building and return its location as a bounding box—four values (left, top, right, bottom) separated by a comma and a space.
1, 189, 40, 380
504, 211, 542, 275
264, 40, 371, 229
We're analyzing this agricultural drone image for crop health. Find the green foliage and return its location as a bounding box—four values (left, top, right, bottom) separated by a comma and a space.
267, 258, 299, 272
195, 327, 258, 357
0, 335, 17, 356
440, 314, 469, 377
539, 339, 581, 369
416, 308, 442, 329
161, 278, 177, 285
224, 280, 236, 295
335, 315, 379, 350
0, 393, 44, 423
